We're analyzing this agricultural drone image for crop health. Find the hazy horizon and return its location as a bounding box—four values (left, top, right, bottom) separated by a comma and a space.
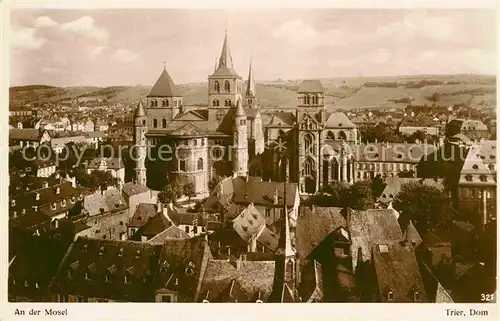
10, 9, 497, 87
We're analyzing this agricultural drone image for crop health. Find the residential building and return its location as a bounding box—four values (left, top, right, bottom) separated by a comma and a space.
457, 140, 496, 226
87, 157, 125, 188
134, 31, 264, 196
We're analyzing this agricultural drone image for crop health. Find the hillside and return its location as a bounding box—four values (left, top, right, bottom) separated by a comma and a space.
9, 74, 496, 110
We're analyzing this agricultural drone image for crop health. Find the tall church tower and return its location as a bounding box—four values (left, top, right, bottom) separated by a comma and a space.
208, 30, 243, 109
146, 65, 183, 121
296, 80, 326, 194
233, 100, 248, 176
134, 100, 148, 186
244, 59, 256, 108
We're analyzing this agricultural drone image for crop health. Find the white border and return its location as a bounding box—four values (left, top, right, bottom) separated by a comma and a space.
1, 1, 499, 321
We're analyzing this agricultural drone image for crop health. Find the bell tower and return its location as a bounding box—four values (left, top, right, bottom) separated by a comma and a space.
208, 30, 243, 109
134, 100, 148, 186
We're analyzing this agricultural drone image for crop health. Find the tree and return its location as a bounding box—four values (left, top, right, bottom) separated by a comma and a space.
346, 180, 374, 210
393, 181, 452, 233
74, 169, 118, 192
183, 182, 197, 204
371, 176, 386, 199
158, 181, 182, 204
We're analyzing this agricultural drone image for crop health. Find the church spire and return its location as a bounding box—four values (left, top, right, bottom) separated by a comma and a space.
245, 58, 256, 98
218, 29, 234, 70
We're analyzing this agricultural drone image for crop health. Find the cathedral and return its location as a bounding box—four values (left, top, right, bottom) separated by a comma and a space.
254, 80, 360, 194
134, 31, 264, 197
134, 30, 360, 196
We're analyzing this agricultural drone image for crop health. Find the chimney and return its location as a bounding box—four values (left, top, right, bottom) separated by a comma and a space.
236, 254, 243, 270
156, 200, 163, 213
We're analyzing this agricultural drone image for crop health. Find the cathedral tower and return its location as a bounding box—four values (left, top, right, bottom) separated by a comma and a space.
146, 65, 183, 120
208, 30, 243, 109
134, 100, 148, 186
233, 100, 248, 176
296, 80, 326, 194
244, 59, 256, 108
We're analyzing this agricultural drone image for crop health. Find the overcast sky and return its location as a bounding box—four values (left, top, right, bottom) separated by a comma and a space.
10, 9, 497, 87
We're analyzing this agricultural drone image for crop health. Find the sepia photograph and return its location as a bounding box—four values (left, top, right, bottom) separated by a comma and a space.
2, 1, 498, 317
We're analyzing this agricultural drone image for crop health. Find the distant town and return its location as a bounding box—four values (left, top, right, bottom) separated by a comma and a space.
8, 30, 497, 303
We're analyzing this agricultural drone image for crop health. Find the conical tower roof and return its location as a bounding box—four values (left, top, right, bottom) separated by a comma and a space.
213, 31, 240, 77
245, 59, 256, 97
134, 99, 147, 117
147, 66, 181, 97
235, 99, 246, 117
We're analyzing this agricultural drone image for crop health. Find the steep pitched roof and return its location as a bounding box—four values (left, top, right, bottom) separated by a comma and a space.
233, 180, 298, 207
372, 242, 428, 302
133, 100, 147, 118
325, 112, 356, 129
245, 60, 256, 97
198, 259, 275, 302
50, 238, 163, 302
348, 208, 404, 271
128, 203, 157, 228
147, 67, 182, 97
122, 183, 150, 197
297, 80, 325, 93
235, 100, 246, 117
9, 128, 43, 141
212, 31, 240, 78
232, 204, 265, 243
296, 206, 346, 261
156, 238, 212, 302
147, 226, 191, 244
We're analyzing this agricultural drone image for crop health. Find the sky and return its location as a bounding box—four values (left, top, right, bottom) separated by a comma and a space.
10, 9, 497, 87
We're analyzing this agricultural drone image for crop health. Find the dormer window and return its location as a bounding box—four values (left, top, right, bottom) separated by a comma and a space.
35, 282, 40, 289
124, 275, 130, 284
465, 175, 473, 182
71, 196, 75, 203
98, 246, 104, 256
414, 291, 420, 302
24, 280, 29, 287
84, 272, 90, 280
105, 273, 110, 283
51, 203, 57, 210
135, 250, 141, 258
12, 211, 17, 218
11, 200, 15, 207
388, 291, 394, 301
43, 181, 48, 188
479, 175, 487, 182
35, 193, 40, 201
61, 200, 66, 207
56, 187, 60, 194
118, 248, 124, 257
472, 164, 479, 170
